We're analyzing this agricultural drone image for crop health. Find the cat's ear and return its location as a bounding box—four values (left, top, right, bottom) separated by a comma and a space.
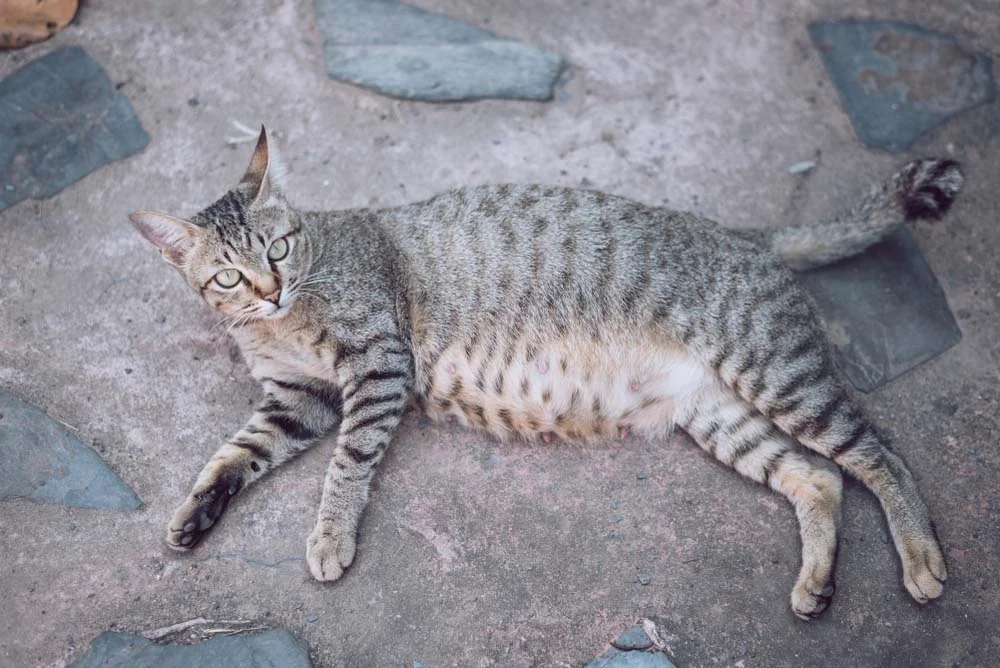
240, 125, 286, 206
129, 210, 202, 267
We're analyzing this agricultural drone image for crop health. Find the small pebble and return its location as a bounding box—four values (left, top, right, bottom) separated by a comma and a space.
788, 160, 816, 174
883, 593, 892, 601
637, 573, 652, 585
636, 471, 648, 480
612, 514, 624, 524
306, 615, 319, 623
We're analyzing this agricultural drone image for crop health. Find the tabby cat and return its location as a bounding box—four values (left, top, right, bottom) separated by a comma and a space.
130, 128, 960, 619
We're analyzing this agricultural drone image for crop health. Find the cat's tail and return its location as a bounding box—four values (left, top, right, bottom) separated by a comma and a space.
749, 159, 963, 270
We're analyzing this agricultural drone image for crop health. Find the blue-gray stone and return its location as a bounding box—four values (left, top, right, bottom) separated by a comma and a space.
586, 650, 677, 668
0, 46, 149, 211
70, 629, 311, 668
313, 0, 565, 102
798, 228, 962, 392
0, 390, 140, 510
809, 20, 995, 152
613, 626, 653, 651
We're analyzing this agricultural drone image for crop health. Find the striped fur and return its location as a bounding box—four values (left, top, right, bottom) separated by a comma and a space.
131, 128, 959, 618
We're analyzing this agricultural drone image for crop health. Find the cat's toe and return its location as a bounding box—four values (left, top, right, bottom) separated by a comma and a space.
306, 522, 357, 582
791, 578, 835, 621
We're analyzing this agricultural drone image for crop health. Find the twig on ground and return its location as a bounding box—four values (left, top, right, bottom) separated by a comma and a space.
142, 617, 211, 640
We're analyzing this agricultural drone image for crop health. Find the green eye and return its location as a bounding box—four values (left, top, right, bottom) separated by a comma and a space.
267, 237, 289, 261
214, 268, 243, 288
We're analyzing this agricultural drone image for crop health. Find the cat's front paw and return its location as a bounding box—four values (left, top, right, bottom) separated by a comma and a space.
306, 521, 357, 581
900, 532, 947, 603
165, 472, 243, 551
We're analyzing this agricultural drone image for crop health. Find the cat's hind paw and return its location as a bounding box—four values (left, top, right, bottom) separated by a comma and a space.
165, 472, 242, 551
306, 522, 357, 581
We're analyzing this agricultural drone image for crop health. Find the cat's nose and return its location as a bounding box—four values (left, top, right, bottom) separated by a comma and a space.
263, 288, 281, 305
257, 273, 280, 304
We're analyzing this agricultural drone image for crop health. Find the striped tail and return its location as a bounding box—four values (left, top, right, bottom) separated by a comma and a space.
755, 159, 963, 270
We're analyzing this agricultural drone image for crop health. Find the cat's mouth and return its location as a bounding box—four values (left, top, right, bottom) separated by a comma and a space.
260, 300, 291, 320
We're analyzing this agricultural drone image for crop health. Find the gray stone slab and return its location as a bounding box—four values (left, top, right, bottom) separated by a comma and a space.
809, 20, 995, 152
0, 46, 149, 211
798, 228, 962, 393
613, 626, 654, 651
313, 0, 565, 101
586, 648, 677, 668
70, 629, 311, 668
0, 390, 140, 510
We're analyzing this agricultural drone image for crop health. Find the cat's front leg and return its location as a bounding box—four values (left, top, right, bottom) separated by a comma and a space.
307, 356, 412, 581
167, 377, 341, 550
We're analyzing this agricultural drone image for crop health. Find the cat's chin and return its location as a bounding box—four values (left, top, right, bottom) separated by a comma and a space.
260, 305, 291, 320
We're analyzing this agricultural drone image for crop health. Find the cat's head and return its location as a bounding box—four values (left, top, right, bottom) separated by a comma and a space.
130, 127, 310, 322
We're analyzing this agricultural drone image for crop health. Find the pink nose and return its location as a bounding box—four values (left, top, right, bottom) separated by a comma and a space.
263, 289, 280, 305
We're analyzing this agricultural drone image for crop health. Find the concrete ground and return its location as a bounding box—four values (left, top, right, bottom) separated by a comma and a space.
2, 0, 999, 666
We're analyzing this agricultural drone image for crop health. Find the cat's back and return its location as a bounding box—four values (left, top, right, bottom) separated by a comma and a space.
378, 183, 771, 325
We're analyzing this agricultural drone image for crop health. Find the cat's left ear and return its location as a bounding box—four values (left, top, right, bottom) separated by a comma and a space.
129, 210, 202, 267
240, 125, 287, 206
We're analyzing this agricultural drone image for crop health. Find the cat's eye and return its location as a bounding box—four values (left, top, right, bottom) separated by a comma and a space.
267, 237, 289, 261
214, 268, 243, 288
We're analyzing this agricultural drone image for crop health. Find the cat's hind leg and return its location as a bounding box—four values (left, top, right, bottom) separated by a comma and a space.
675, 380, 843, 620
166, 377, 341, 550
752, 361, 946, 604
694, 258, 946, 604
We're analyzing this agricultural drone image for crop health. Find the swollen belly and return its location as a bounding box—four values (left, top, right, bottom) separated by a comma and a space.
421, 331, 712, 442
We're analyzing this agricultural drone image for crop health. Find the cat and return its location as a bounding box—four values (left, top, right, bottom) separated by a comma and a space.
129, 127, 961, 619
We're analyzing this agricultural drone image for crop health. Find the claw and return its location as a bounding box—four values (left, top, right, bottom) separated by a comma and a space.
542, 431, 553, 444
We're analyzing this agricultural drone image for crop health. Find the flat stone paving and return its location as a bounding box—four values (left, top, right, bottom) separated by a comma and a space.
1, 1, 998, 667
0, 389, 140, 510
0, 46, 149, 211
70, 629, 311, 668
809, 19, 995, 152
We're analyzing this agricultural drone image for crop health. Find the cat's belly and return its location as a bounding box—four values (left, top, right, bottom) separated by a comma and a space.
422, 331, 712, 441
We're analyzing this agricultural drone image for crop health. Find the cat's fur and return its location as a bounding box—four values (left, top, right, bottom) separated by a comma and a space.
130, 128, 961, 619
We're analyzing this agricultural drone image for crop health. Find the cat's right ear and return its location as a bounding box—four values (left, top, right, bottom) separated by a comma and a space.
129, 211, 202, 267
239, 126, 286, 206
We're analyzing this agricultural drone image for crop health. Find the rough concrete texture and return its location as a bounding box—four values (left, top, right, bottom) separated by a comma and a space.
0, 46, 149, 210
314, 0, 565, 101
70, 629, 311, 667
798, 228, 963, 392
1, 1, 999, 667
0, 389, 141, 510
809, 19, 995, 152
